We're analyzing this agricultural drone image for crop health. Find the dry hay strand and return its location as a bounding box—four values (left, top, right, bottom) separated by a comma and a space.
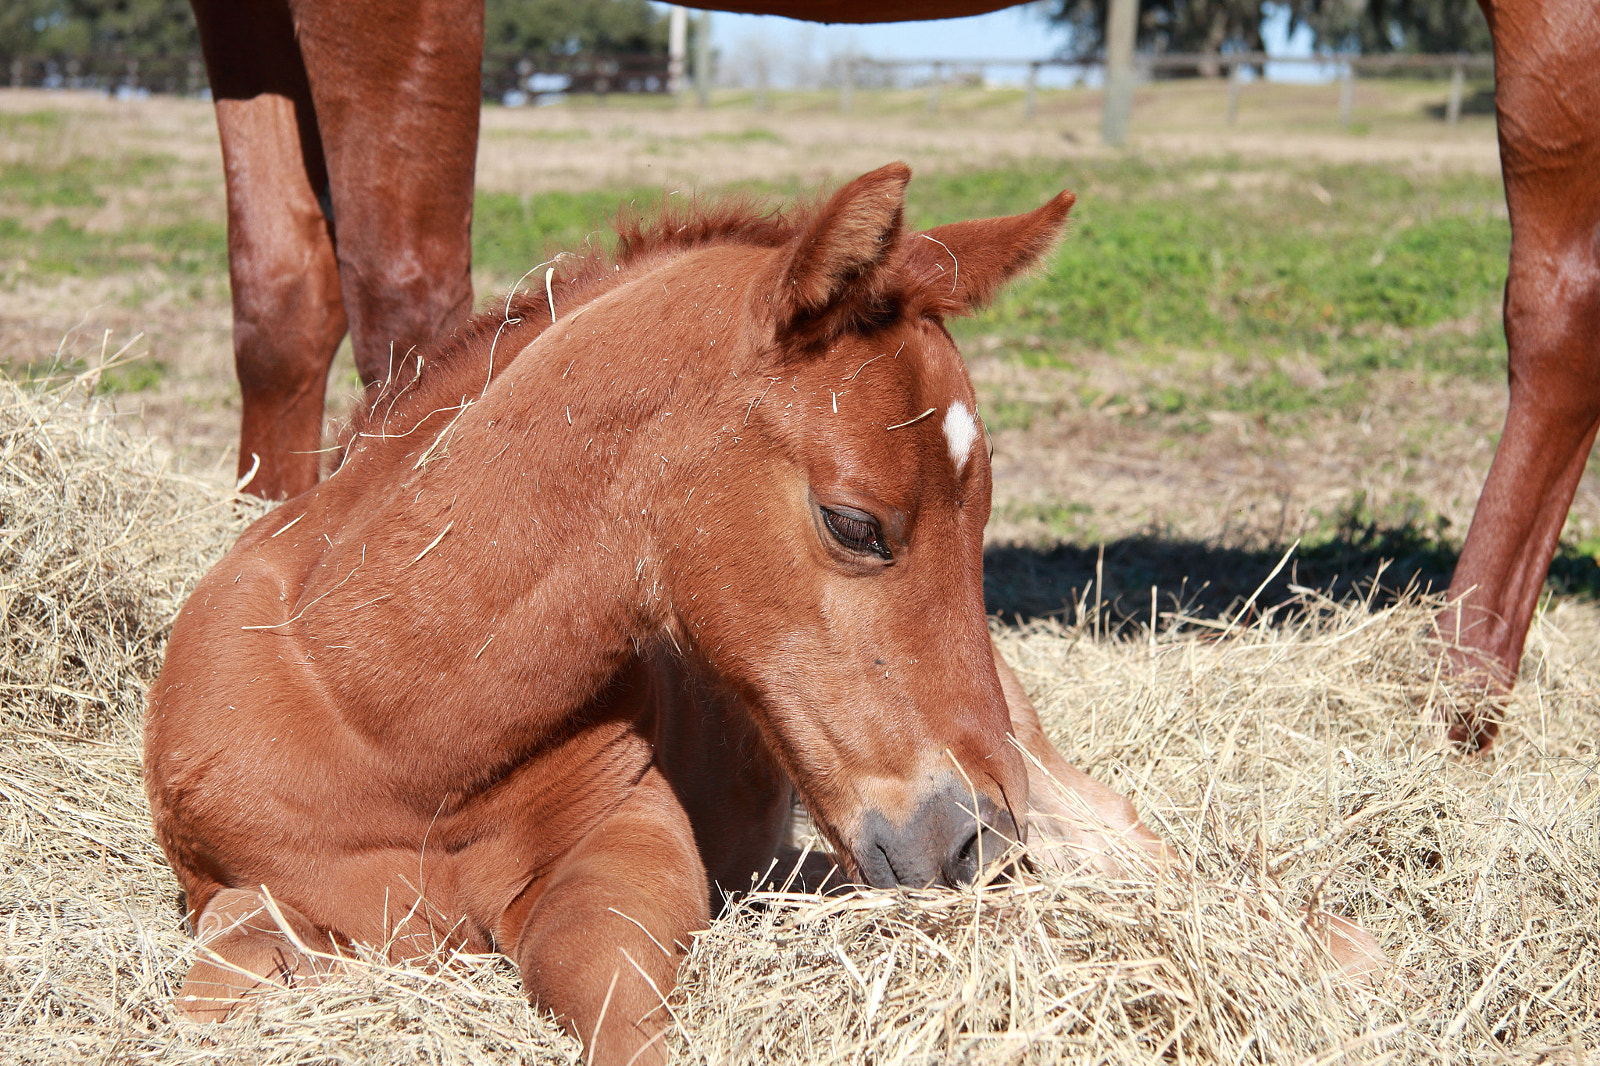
0, 357, 258, 739
4, 368, 1599, 1064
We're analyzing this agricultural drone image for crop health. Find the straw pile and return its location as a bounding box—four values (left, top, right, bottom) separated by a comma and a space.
3, 372, 1596, 1064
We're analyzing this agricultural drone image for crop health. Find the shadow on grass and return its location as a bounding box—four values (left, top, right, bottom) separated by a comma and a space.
985, 519, 1600, 630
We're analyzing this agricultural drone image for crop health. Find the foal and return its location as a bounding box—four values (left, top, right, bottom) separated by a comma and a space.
145, 164, 1159, 1064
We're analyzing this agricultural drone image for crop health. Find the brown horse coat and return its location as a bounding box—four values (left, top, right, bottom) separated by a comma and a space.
1436, 0, 1600, 745
146, 165, 1165, 1065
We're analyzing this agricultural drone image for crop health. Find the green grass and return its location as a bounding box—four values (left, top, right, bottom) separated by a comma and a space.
0, 154, 225, 280
0, 110, 66, 134
472, 185, 666, 283
0, 155, 175, 209
465, 158, 1510, 403
927, 160, 1508, 373
463, 158, 1510, 433
0, 216, 226, 278
1, 150, 1507, 390
0, 143, 1510, 450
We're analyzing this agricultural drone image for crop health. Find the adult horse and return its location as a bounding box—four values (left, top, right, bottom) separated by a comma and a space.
145, 165, 1165, 1066
1435, 0, 1600, 747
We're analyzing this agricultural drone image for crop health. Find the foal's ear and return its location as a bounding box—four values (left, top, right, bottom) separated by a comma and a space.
766, 162, 910, 344
897, 189, 1076, 316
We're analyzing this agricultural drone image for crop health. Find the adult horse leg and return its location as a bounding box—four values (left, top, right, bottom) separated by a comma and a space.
1438, 0, 1600, 748
992, 647, 1169, 874
192, 0, 347, 499
290, 0, 480, 388
175, 886, 336, 1020
501, 767, 707, 1066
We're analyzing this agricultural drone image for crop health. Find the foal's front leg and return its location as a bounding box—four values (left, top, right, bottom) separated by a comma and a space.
993, 644, 1169, 876
502, 766, 708, 1066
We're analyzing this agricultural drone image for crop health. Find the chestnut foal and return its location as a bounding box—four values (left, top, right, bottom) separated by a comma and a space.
145, 165, 1162, 1065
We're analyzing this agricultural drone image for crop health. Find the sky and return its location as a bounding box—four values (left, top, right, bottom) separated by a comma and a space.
674, 3, 1330, 87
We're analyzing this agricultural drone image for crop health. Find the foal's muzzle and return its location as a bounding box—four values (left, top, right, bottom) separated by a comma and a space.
855, 779, 1021, 888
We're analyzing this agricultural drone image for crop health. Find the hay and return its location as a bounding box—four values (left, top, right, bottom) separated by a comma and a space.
0, 366, 254, 739
3, 370, 1598, 1064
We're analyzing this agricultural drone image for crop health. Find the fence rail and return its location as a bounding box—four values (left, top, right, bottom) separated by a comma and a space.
480, 53, 672, 102
837, 51, 1494, 125
6, 54, 206, 96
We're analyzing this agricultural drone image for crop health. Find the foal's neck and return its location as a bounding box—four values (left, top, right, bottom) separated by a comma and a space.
305, 248, 760, 753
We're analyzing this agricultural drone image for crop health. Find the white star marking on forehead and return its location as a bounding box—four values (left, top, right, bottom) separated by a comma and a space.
943, 401, 979, 476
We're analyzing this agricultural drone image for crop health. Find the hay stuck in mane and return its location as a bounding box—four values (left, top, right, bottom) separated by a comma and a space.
2, 369, 1598, 1064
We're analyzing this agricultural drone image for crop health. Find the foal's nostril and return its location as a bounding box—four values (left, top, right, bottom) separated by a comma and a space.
943, 823, 1016, 887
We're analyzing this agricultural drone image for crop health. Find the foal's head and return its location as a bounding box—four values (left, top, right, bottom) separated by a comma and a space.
652, 164, 1075, 888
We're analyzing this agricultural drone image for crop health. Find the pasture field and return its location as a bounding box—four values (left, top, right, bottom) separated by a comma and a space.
4, 79, 1599, 1063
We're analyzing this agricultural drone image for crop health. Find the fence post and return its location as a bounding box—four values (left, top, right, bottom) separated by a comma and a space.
1102, 0, 1138, 145
1226, 59, 1241, 125
840, 56, 854, 113
10, 59, 22, 89
667, 6, 687, 96
1024, 61, 1039, 120
1339, 61, 1353, 126
693, 10, 711, 108
1446, 59, 1464, 125
753, 55, 768, 112
927, 61, 942, 114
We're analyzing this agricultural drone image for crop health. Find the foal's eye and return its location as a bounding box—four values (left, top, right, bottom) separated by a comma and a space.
822, 507, 891, 560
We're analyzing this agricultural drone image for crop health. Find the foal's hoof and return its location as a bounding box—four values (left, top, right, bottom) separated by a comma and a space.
175, 887, 328, 1021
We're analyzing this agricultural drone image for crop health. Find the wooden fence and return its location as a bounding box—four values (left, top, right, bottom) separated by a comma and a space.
4, 48, 1492, 131
6, 55, 205, 96
480, 53, 673, 102
834, 52, 1495, 126
3, 52, 674, 102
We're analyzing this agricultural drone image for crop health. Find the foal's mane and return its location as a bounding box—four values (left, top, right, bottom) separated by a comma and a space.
341, 196, 802, 451
339, 181, 958, 457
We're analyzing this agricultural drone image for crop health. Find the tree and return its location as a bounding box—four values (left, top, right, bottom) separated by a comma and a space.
1046, 0, 1268, 60
483, 0, 669, 56
1042, 0, 1490, 61
1290, 0, 1490, 55
0, 0, 198, 61
0, 1, 670, 63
